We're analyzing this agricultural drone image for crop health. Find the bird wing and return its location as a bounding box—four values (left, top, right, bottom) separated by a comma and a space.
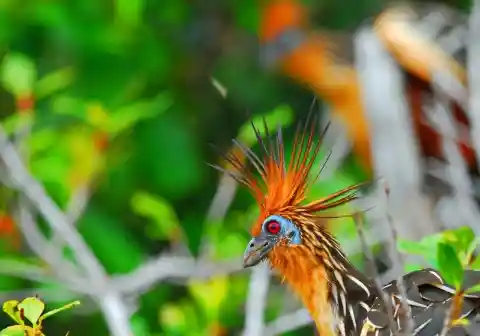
360, 268, 480, 335
373, 2, 467, 85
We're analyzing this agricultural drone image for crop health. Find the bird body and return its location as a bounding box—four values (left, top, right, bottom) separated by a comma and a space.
258, 0, 476, 177
221, 118, 480, 335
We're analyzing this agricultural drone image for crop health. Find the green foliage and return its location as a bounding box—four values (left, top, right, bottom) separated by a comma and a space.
0, 53, 37, 97
399, 226, 480, 292
0, 297, 79, 335
130, 190, 181, 241
437, 242, 464, 290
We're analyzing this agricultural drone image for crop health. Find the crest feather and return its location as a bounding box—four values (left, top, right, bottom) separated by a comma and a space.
223, 114, 364, 222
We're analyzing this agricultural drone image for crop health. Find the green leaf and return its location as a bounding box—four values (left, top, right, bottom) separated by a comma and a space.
160, 304, 188, 334
0, 53, 37, 96
2, 300, 21, 324
38, 300, 80, 322
130, 191, 180, 240
437, 242, 464, 290
397, 238, 439, 269
212, 231, 247, 259
34, 66, 74, 100
49, 95, 86, 118
237, 105, 294, 147
130, 315, 151, 336
398, 239, 428, 256
404, 263, 424, 273
188, 276, 229, 323
442, 226, 475, 256
115, 0, 145, 27
470, 255, 480, 270
465, 283, 480, 294
0, 325, 41, 336
108, 92, 173, 135
17, 297, 45, 326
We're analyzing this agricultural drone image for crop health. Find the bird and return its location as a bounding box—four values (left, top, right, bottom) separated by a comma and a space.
219, 116, 480, 335
257, 0, 476, 182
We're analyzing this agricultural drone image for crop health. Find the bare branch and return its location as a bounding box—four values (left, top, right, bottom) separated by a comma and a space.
382, 185, 414, 334
263, 308, 312, 336
353, 212, 397, 332
0, 126, 133, 336
113, 256, 244, 295
242, 263, 271, 336
353, 27, 438, 241
0, 259, 56, 284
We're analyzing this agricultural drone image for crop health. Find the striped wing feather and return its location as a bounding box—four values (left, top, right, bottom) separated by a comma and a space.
357, 269, 480, 336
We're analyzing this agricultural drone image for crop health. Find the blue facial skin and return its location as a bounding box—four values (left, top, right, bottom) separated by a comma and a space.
243, 215, 302, 268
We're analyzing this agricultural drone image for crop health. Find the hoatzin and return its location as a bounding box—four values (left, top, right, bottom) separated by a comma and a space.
258, 0, 476, 184
221, 119, 480, 335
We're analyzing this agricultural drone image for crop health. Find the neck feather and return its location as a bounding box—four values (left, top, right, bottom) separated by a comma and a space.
268, 231, 374, 335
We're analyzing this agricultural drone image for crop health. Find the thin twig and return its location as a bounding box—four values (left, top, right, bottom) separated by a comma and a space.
15, 203, 88, 287
0, 259, 56, 284
382, 185, 414, 334
49, 184, 92, 253
353, 212, 397, 333
242, 263, 271, 336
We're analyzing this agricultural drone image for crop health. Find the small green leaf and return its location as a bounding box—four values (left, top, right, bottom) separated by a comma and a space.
108, 92, 172, 135
470, 255, 480, 270
34, 66, 74, 99
18, 297, 45, 326
398, 239, 427, 256
397, 238, 439, 269
0, 53, 37, 96
2, 300, 21, 324
0, 325, 41, 336
452, 317, 470, 326
130, 191, 180, 240
466, 237, 480, 269
38, 300, 80, 322
442, 226, 475, 256
160, 304, 188, 333
465, 283, 480, 294
438, 242, 464, 290
404, 263, 424, 273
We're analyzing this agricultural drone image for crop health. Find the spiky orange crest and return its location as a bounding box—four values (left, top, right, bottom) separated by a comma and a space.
223, 116, 363, 236
259, 0, 307, 43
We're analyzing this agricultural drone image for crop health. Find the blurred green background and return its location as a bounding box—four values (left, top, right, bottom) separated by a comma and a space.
0, 0, 473, 335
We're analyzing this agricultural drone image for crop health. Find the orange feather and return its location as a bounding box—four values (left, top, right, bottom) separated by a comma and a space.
224, 118, 363, 235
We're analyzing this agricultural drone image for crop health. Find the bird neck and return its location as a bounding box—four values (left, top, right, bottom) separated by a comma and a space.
269, 231, 374, 335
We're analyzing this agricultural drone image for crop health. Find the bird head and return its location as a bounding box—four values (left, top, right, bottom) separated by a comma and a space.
222, 117, 364, 277
258, 0, 310, 69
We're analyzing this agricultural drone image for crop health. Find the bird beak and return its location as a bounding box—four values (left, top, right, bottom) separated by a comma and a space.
243, 235, 275, 268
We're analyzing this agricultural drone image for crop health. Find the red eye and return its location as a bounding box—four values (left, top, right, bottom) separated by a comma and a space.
266, 220, 281, 235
